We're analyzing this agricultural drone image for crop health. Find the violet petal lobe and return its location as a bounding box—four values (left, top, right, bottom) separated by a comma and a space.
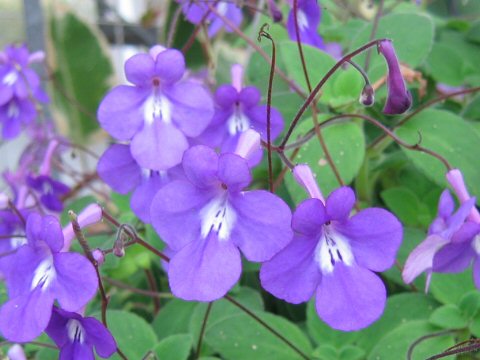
154, 49, 186, 84
315, 262, 386, 331
124, 53, 155, 86
168, 232, 242, 301
260, 234, 321, 304
325, 186, 355, 222
182, 145, 219, 189
217, 153, 251, 192
432, 241, 475, 273
230, 190, 293, 262
291, 198, 326, 237
131, 173, 164, 223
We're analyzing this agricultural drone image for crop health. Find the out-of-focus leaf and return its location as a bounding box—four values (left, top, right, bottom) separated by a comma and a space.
429, 304, 468, 329
153, 334, 193, 360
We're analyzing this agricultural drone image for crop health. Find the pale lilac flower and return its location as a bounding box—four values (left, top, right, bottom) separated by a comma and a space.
260, 165, 402, 331
150, 145, 292, 301
0, 97, 36, 139
46, 307, 117, 360
97, 143, 184, 223
0, 213, 98, 342
98, 46, 214, 171
377, 39, 412, 115
197, 64, 283, 166
178, 0, 243, 37
287, 0, 342, 58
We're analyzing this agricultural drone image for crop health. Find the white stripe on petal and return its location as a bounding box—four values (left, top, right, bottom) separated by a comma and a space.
143, 94, 172, 125
200, 195, 237, 241
315, 227, 354, 274
67, 319, 85, 344
31, 257, 56, 291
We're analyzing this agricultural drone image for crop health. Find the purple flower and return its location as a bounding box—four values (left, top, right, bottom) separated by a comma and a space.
46, 307, 117, 360
403, 169, 480, 289
0, 213, 98, 342
260, 165, 402, 331
26, 175, 70, 212
0, 44, 47, 105
97, 143, 184, 223
377, 40, 412, 115
286, 0, 342, 58
150, 145, 293, 301
98, 46, 214, 171
0, 97, 37, 139
197, 64, 283, 166
267, 0, 283, 22
178, 1, 243, 37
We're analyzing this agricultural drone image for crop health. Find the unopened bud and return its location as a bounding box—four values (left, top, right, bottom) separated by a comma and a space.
92, 248, 105, 266
8, 344, 26, 360
359, 84, 375, 107
293, 164, 324, 202
62, 203, 103, 250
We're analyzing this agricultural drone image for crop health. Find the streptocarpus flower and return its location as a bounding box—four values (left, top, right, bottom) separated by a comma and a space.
403, 169, 480, 289
151, 145, 293, 301
0, 97, 37, 139
260, 164, 402, 331
287, 0, 342, 59
97, 143, 184, 223
197, 64, 283, 165
0, 213, 98, 342
178, 0, 243, 37
98, 46, 214, 171
377, 39, 412, 115
26, 175, 70, 212
46, 307, 117, 360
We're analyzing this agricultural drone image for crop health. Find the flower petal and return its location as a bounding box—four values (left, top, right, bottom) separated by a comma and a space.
131, 173, 164, 223
260, 234, 320, 303
154, 49, 185, 84
59, 342, 95, 360
432, 242, 474, 273
97, 144, 142, 194
151, 180, 212, 250
336, 208, 403, 272
245, 105, 284, 141
402, 234, 449, 284
218, 153, 251, 192
124, 53, 155, 86
82, 317, 117, 358
166, 81, 214, 138
168, 233, 241, 301
0, 287, 55, 342
97, 85, 148, 140
230, 190, 293, 262
26, 213, 64, 252
326, 186, 355, 222
130, 120, 188, 171
315, 263, 386, 331
182, 145, 219, 189
52, 252, 98, 311
292, 198, 326, 236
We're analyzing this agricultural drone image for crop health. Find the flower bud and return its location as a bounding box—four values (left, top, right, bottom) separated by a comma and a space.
62, 203, 103, 250
7, 344, 26, 360
377, 40, 412, 115
359, 83, 375, 107
92, 248, 105, 266
293, 164, 324, 202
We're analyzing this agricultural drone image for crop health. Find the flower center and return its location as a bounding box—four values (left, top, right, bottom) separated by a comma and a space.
3, 71, 18, 86
200, 194, 237, 241
67, 319, 85, 344
31, 256, 56, 291
227, 106, 250, 136
472, 234, 480, 255
7, 102, 19, 118
10, 236, 27, 249
296, 10, 309, 32
315, 225, 354, 274
143, 93, 172, 125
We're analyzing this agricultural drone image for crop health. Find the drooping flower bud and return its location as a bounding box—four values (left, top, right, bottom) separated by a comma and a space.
267, 0, 283, 22
359, 83, 375, 107
377, 40, 412, 115
92, 248, 105, 266
62, 203, 103, 250
293, 164, 324, 202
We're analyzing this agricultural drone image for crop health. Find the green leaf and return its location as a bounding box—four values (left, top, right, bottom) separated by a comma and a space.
312, 344, 338, 360
429, 304, 468, 329
204, 312, 313, 360
107, 310, 157, 359
430, 271, 476, 305
153, 334, 193, 360
458, 291, 480, 319
153, 299, 198, 341
339, 345, 366, 360
367, 320, 454, 360
470, 313, 480, 337
396, 109, 480, 200
380, 187, 424, 226
356, 293, 439, 352
189, 287, 264, 356
426, 43, 467, 86
285, 120, 366, 202
48, 8, 113, 140
350, 13, 435, 69
306, 300, 359, 347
